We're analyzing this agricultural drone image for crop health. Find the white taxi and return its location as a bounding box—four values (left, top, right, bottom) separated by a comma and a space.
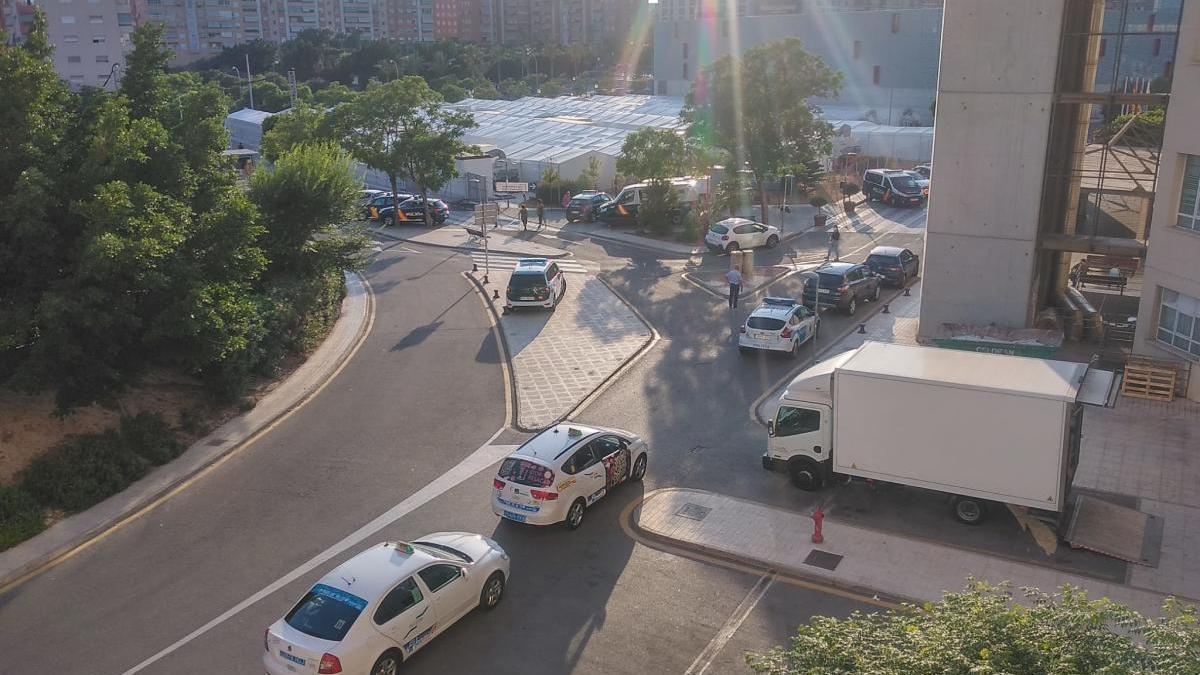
264, 533, 509, 675
739, 297, 820, 357
492, 423, 648, 530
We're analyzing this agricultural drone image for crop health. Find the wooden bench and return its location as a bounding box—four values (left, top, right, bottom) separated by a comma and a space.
1072, 255, 1139, 295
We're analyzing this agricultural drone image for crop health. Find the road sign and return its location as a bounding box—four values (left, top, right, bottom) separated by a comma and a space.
495, 181, 529, 193
474, 202, 499, 226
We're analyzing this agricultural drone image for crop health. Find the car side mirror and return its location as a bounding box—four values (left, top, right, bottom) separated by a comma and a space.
767, 421, 775, 437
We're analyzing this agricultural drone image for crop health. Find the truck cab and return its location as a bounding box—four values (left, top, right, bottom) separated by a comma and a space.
762, 350, 853, 490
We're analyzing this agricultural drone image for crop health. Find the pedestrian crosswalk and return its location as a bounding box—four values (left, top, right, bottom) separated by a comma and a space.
469, 252, 588, 275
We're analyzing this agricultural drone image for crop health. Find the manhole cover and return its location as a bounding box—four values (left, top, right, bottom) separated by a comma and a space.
206, 438, 228, 447
803, 550, 843, 571
676, 503, 711, 521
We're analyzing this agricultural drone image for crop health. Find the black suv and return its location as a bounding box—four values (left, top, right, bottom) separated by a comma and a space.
565, 191, 612, 223
865, 246, 920, 286
802, 262, 881, 315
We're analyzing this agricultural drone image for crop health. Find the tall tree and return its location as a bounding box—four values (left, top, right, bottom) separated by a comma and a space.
332, 77, 475, 226
616, 128, 687, 182
260, 104, 333, 162
121, 23, 173, 121
684, 38, 841, 225
747, 582, 1199, 675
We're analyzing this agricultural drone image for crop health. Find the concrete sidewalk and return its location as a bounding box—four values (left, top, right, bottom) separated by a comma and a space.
632, 488, 1176, 616
0, 272, 372, 589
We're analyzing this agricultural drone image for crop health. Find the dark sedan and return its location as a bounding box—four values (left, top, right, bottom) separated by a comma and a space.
565, 191, 612, 223
865, 245, 920, 286
801, 262, 881, 316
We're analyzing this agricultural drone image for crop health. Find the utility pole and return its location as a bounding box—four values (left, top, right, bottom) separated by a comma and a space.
246, 53, 255, 110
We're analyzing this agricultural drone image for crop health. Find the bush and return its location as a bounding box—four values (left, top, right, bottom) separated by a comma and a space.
121, 412, 185, 465
0, 484, 45, 551
21, 430, 150, 513
809, 196, 828, 209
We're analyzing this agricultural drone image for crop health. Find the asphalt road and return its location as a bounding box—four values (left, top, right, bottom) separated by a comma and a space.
0, 207, 929, 675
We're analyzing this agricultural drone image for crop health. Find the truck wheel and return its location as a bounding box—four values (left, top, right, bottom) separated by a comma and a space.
952, 497, 988, 525
789, 458, 824, 491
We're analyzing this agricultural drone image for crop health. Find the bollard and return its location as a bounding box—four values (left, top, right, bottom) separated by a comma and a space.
473, 263, 478, 272
904, 287, 911, 297
492, 289, 499, 300
882, 303, 890, 314
811, 507, 825, 544
857, 323, 866, 334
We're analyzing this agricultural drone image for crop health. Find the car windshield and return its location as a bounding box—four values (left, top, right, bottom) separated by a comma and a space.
498, 457, 555, 487
747, 317, 786, 330
817, 272, 847, 289
709, 224, 729, 234
891, 175, 919, 191
867, 254, 900, 267
412, 541, 472, 563
507, 273, 546, 290
569, 198, 587, 207
284, 583, 367, 642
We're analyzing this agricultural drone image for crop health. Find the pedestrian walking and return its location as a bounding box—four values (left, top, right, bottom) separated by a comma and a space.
725, 267, 743, 309
536, 201, 545, 228
826, 224, 841, 261
519, 203, 529, 230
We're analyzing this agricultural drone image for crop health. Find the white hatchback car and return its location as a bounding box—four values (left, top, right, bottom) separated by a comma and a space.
493, 423, 648, 530
739, 297, 820, 357
264, 533, 509, 675
705, 217, 781, 254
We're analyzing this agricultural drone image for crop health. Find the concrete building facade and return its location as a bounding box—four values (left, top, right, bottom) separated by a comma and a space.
651, 4, 943, 123
34, 0, 140, 88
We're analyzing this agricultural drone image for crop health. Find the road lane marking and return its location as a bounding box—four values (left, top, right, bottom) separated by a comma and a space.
121, 430, 516, 675
685, 572, 776, 675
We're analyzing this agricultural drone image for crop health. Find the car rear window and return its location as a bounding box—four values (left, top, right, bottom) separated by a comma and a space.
747, 317, 786, 330
285, 583, 367, 642
498, 458, 555, 487
890, 175, 919, 191
867, 254, 900, 267
507, 273, 546, 290
817, 272, 847, 289
709, 224, 729, 234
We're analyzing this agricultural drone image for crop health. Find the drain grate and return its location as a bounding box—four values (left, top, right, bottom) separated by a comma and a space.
676, 503, 712, 521
206, 438, 229, 447
804, 550, 843, 571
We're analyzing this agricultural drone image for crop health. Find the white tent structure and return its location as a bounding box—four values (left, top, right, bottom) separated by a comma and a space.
830, 121, 935, 165
224, 108, 275, 150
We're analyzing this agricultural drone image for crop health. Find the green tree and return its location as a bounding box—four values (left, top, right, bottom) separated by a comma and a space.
637, 178, 679, 235
712, 173, 749, 217
616, 128, 686, 182
121, 23, 173, 121
312, 81, 356, 108
748, 582, 1199, 675
579, 155, 602, 190
684, 38, 840, 225
332, 77, 475, 226
438, 82, 467, 103
260, 104, 332, 162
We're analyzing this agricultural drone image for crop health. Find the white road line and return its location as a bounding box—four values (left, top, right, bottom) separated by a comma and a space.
684, 572, 776, 675
470, 254, 588, 274
121, 429, 517, 675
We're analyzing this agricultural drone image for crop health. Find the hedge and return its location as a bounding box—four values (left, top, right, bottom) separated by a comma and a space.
0, 484, 45, 551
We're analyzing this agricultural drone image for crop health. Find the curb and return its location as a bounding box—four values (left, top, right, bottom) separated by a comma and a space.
681, 266, 807, 303
371, 226, 571, 259
461, 271, 658, 433
624, 488, 910, 608
572, 229, 700, 258
0, 271, 375, 592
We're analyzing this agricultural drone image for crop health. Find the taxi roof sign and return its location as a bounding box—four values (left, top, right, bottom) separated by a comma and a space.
567, 427, 583, 437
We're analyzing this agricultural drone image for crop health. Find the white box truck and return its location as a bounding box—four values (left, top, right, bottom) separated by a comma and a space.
762, 342, 1118, 527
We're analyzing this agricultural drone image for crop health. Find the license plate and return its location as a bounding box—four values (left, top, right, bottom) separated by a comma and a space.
520, 296, 534, 301
818, 288, 831, 294
279, 651, 305, 666
502, 511, 527, 522
752, 332, 770, 340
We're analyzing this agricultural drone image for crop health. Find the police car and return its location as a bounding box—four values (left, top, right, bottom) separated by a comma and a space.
492, 423, 648, 530
264, 533, 510, 675
504, 258, 567, 311
738, 297, 820, 357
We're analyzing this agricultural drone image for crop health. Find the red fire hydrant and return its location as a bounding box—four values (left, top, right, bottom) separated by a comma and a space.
811, 507, 825, 544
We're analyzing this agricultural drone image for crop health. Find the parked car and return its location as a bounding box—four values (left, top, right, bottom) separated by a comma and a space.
504, 258, 566, 311
360, 189, 387, 205
379, 197, 450, 226
363, 192, 413, 220
910, 164, 932, 180
905, 170, 930, 196
705, 217, 781, 254
739, 297, 821, 357
492, 423, 648, 530
263, 534, 509, 675
565, 191, 613, 223
865, 245, 921, 286
801, 262, 881, 315
862, 169, 926, 207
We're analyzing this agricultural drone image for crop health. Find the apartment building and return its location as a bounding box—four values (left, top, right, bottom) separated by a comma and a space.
34, 0, 139, 88
3, 0, 39, 44
482, 0, 634, 45
141, 0, 262, 64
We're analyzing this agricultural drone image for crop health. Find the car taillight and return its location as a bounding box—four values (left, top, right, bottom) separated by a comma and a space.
530, 489, 559, 501
493, 478, 505, 490
318, 653, 342, 674
721, 235, 729, 241
780, 327, 794, 338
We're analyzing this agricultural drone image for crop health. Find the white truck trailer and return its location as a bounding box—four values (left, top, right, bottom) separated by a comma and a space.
762, 342, 1119, 527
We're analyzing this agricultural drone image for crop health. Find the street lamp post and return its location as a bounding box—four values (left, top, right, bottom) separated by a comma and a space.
102, 62, 121, 90
387, 59, 400, 80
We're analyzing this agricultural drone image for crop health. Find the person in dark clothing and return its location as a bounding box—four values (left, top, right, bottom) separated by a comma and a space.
519, 203, 529, 230
536, 201, 545, 228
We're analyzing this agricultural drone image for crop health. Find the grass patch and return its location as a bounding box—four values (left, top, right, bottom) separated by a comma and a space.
0, 484, 46, 550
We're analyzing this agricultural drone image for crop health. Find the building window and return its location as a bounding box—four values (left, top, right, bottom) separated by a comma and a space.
873, 65, 881, 85
853, 40, 862, 58
682, 42, 688, 59
93, 35, 106, 43
89, 14, 104, 22
1157, 289, 1200, 358
64, 34, 79, 42
1178, 155, 1200, 232
118, 12, 132, 25
1153, 38, 1161, 56
682, 62, 688, 79
1099, 38, 1106, 57
891, 12, 899, 33
61, 15, 76, 23
68, 55, 82, 63
96, 54, 109, 62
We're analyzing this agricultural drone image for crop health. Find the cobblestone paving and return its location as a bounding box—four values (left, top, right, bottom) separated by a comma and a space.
480, 267, 652, 429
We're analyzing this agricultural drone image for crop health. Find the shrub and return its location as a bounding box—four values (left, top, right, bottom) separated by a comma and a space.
0, 484, 45, 551
21, 430, 150, 513
809, 196, 829, 209
121, 412, 185, 465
